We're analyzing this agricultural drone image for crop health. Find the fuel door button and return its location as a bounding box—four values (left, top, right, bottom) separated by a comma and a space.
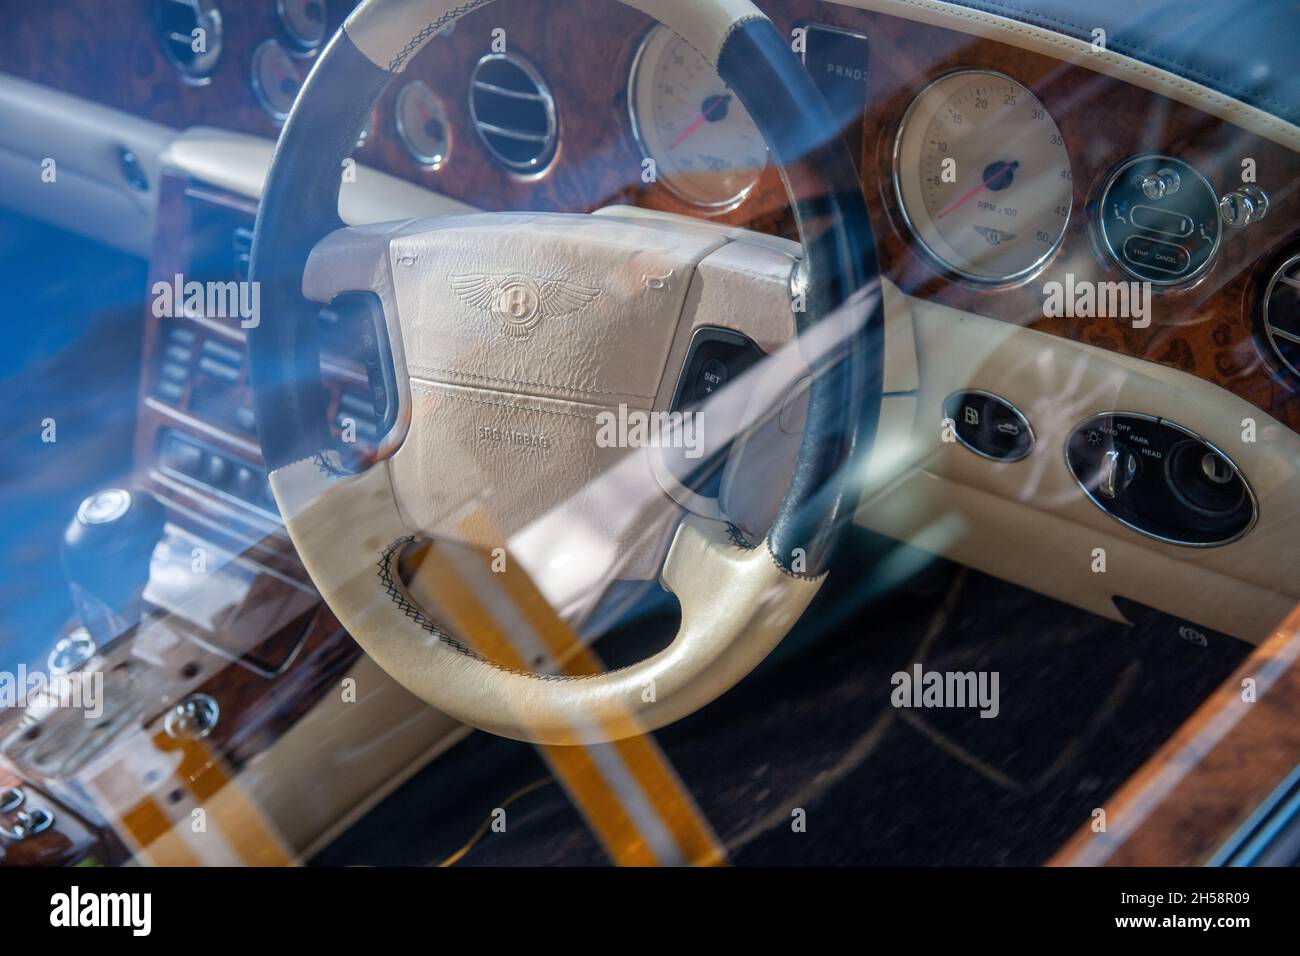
943, 390, 1034, 462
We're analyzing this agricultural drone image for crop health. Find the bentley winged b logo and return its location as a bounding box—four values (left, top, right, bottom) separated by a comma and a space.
450, 272, 601, 339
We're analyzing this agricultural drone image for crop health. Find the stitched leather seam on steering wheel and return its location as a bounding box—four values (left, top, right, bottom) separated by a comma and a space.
386, 0, 492, 73
724, 522, 755, 550
716, 13, 767, 64
377, 536, 585, 681
314, 450, 349, 478
409, 366, 655, 401
765, 536, 828, 582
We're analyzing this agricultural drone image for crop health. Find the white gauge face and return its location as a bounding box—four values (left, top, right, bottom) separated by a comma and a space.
276, 0, 327, 53
894, 71, 1072, 283
629, 25, 767, 207
396, 80, 451, 168
250, 39, 302, 122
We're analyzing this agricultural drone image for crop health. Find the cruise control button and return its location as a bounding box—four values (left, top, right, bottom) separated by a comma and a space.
694, 358, 729, 401
1122, 235, 1190, 275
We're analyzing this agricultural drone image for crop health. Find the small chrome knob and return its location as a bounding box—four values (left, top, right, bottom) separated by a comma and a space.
0, 807, 54, 841
1218, 186, 1269, 228
47, 627, 97, 675
164, 694, 220, 740
0, 787, 23, 813
1140, 167, 1181, 200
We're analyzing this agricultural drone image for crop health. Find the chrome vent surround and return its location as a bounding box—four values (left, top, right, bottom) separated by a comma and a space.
468, 52, 558, 173
1261, 253, 1300, 379
157, 0, 224, 83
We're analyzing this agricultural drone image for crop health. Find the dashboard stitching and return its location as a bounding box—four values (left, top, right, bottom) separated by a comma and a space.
765, 536, 831, 581
410, 365, 656, 401
868, 0, 1300, 143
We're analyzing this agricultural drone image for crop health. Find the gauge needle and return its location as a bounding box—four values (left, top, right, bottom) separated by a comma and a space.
936, 160, 1019, 219
670, 94, 732, 149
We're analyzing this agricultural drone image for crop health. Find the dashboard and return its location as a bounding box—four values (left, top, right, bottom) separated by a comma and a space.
1, 0, 1297, 630
3, 0, 1297, 412
0, 0, 1297, 612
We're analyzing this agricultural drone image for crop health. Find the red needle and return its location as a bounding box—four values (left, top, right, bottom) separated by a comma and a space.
936, 161, 1018, 219
670, 96, 730, 150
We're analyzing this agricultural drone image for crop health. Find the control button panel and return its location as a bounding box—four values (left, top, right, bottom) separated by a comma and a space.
670, 327, 765, 412
1098, 155, 1221, 285
1065, 413, 1255, 546
943, 390, 1034, 462
666, 327, 765, 496
158, 430, 277, 517
321, 292, 401, 466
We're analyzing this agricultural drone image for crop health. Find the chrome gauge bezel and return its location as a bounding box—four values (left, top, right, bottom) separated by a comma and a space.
158, 0, 225, 86
395, 80, 453, 169
626, 24, 765, 210
891, 69, 1072, 287
250, 38, 300, 123
275, 0, 326, 55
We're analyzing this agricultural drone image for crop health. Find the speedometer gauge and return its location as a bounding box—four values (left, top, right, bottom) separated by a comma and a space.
893, 70, 1072, 283
628, 25, 767, 208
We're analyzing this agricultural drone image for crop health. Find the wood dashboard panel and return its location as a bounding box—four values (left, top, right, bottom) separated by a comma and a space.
4, 0, 1298, 439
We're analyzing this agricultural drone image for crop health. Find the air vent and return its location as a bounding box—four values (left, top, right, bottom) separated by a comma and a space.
468, 53, 558, 173
1261, 253, 1300, 378
157, 0, 223, 83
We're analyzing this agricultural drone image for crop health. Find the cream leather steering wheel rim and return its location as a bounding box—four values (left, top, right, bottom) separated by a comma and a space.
250, 0, 883, 745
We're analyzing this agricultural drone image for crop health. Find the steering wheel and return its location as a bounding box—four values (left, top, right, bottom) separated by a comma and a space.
249, 0, 883, 745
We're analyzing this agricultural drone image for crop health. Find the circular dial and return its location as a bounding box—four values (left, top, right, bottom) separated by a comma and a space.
894, 70, 1072, 283
628, 25, 767, 207
276, 0, 327, 53
250, 39, 302, 122
395, 80, 452, 168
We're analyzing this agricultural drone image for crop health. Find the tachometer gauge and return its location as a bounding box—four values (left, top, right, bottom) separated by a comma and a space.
628, 24, 767, 208
276, 0, 326, 53
395, 80, 452, 169
893, 70, 1072, 283
250, 39, 302, 122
